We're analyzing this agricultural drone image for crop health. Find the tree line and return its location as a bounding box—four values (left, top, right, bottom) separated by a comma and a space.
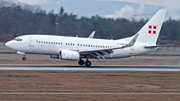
0, 0, 180, 46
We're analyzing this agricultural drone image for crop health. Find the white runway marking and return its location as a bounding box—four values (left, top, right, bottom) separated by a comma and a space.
0, 65, 180, 72
0, 92, 180, 95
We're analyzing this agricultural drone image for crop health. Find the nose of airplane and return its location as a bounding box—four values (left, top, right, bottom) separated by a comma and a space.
5, 41, 12, 48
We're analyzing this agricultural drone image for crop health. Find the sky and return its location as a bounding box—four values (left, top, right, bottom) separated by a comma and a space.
9, 0, 180, 20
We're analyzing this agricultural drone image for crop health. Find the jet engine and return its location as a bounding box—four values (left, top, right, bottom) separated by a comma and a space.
59, 50, 80, 61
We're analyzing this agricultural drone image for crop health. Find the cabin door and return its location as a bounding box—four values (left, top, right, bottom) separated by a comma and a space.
29, 37, 34, 47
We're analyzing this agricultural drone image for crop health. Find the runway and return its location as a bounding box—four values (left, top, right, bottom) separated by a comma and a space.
0, 92, 180, 95
0, 65, 180, 72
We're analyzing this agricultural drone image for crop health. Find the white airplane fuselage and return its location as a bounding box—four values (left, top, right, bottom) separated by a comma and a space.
6, 35, 156, 59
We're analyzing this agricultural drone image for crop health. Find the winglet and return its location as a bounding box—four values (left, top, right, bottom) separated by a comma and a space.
88, 31, 95, 38
122, 34, 139, 48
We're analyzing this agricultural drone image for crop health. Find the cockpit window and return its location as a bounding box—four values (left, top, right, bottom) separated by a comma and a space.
14, 38, 22, 41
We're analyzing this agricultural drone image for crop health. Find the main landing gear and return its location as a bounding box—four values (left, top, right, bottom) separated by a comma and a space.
78, 59, 84, 66
78, 59, 92, 67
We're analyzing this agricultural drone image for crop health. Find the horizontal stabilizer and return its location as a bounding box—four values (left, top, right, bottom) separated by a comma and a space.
144, 44, 175, 48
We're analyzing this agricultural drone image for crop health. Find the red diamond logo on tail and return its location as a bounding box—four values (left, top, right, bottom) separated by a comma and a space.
148, 25, 157, 34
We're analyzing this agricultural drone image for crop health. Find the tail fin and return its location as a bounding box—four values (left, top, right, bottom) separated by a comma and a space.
135, 10, 166, 45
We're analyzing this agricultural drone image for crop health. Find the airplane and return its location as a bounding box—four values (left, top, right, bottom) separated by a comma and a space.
5, 10, 168, 67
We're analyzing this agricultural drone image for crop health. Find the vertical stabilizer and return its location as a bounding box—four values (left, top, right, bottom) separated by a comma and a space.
135, 10, 166, 45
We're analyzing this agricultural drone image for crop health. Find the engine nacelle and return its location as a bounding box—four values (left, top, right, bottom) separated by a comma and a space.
59, 50, 80, 61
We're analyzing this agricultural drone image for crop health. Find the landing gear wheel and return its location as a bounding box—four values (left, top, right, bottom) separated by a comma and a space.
85, 61, 91, 67
22, 57, 26, 61
78, 60, 84, 66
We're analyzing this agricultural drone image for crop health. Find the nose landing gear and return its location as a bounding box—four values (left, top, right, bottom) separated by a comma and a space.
16, 51, 26, 61
22, 54, 26, 61
22, 57, 26, 61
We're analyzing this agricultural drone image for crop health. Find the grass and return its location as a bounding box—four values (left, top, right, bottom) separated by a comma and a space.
0, 71, 179, 101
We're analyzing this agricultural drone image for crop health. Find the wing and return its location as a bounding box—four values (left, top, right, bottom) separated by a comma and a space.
79, 48, 114, 59
79, 34, 139, 59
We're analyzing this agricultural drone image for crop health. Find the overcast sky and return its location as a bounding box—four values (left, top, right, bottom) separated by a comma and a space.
10, 0, 180, 20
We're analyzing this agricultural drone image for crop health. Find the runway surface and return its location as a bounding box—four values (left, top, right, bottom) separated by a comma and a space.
0, 65, 180, 72
0, 92, 180, 95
